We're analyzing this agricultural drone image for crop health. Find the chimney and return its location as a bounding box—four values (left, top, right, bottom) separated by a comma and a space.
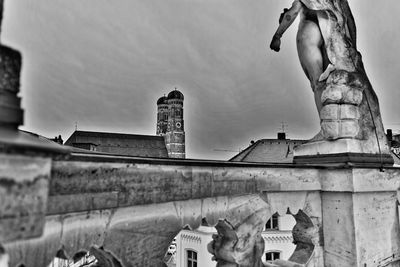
277, 132, 286, 140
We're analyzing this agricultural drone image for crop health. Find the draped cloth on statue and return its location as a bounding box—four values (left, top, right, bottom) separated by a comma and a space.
299, 0, 358, 73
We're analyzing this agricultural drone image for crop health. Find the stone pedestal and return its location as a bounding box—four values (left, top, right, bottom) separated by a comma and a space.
294, 139, 394, 166
320, 168, 400, 267
294, 70, 393, 166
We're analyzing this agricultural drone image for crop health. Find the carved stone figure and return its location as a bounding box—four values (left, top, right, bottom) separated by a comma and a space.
270, 0, 393, 165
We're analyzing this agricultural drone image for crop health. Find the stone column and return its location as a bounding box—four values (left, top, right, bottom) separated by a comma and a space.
320, 168, 400, 267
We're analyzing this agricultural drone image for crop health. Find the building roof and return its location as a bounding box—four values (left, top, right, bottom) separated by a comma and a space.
157, 96, 167, 105
230, 136, 400, 165
229, 138, 307, 163
167, 89, 184, 100
65, 130, 168, 158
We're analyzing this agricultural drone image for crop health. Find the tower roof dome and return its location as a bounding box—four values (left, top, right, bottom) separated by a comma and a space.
157, 96, 167, 105
167, 89, 184, 100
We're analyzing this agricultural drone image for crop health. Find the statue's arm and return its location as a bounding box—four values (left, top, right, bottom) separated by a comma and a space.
270, 0, 302, 52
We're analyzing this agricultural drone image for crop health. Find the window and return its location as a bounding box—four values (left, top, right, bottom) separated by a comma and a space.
265, 213, 279, 230
265, 251, 280, 262
186, 250, 197, 267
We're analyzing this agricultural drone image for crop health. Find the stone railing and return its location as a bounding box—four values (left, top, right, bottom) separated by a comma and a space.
2, 151, 400, 266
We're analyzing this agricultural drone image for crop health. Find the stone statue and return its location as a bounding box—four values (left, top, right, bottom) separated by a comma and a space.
208, 1, 393, 266
270, 0, 335, 113
270, 0, 393, 165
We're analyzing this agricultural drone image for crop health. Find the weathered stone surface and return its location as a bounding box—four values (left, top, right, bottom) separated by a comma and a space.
340, 120, 359, 137
5, 216, 63, 267
339, 105, 360, 120
2, 154, 400, 267
49, 157, 323, 215
353, 192, 400, 266
0, 45, 21, 94
321, 84, 363, 106
320, 105, 339, 120
60, 210, 110, 258
0, 154, 51, 243
321, 192, 357, 266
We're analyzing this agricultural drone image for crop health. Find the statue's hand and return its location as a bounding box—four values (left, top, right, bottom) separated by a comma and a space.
270, 35, 281, 52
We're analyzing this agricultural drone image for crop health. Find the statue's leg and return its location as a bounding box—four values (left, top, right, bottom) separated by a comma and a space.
296, 20, 324, 114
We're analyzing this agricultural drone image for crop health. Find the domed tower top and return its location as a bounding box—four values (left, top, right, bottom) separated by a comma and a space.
167, 88, 184, 101
157, 96, 168, 105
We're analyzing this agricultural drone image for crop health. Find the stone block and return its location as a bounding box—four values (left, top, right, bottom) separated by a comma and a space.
320, 105, 339, 120
0, 154, 51, 243
327, 70, 364, 89
342, 88, 363, 105
340, 120, 360, 137
321, 120, 340, 139
321, 84, 363, 105
320, 105, 360, 138
339, 105, 360, 120
326, 70, 350, 85
321, 84, 343, 104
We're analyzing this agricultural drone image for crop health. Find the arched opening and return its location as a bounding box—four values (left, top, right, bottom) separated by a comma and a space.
261, 211, 296, 266
262, 209, 319, 266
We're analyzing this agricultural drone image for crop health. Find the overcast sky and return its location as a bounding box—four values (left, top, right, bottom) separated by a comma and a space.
2, 0, 400, 160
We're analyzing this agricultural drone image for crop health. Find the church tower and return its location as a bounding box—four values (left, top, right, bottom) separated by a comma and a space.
164, 89, 185, 158
156, 95, 168, 135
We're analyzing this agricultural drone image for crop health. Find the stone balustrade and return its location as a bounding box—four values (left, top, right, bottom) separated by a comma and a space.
2, 151, 400, 266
